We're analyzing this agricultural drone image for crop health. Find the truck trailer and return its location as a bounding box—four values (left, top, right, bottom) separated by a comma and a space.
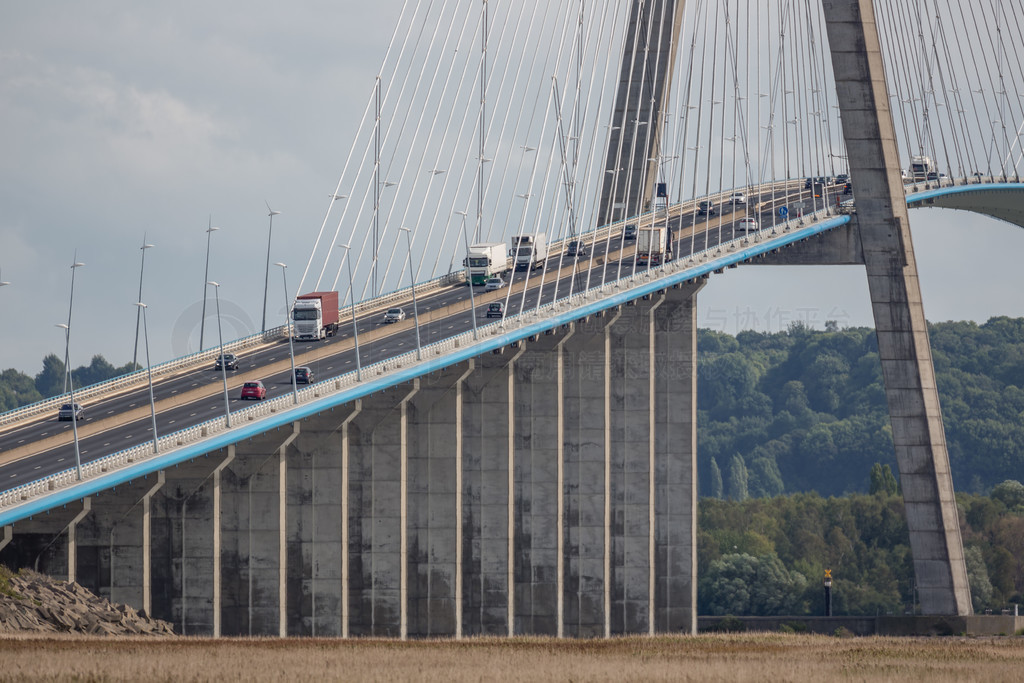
463, 242, 508, 285
636, 226, 672, 266
291, 291, 340, 341
511, 233, 548, 271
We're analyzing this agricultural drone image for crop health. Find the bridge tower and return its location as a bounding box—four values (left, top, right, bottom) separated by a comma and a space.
597, 0, 687, 226
819, 1, 971, 615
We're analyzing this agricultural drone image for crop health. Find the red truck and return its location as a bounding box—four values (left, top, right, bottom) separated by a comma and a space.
291, 291, 340, 341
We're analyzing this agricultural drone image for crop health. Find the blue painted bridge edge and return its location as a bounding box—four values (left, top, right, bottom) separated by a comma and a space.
0, 213, 854, 526
4, 181, 1018, 526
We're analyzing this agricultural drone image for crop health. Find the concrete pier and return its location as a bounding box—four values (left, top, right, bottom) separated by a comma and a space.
822, 0, 972, 616
1, 284, 704, 637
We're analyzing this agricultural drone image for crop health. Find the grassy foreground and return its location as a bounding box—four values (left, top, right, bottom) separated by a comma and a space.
0, 633, 1022, 681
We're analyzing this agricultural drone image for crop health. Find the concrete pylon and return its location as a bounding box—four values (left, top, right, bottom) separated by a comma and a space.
821, 0, 972, 615
597, 0, 687, 227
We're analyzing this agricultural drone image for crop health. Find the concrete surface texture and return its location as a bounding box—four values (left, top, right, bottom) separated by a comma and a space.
822, 0, 972, 615
0, 285, 703, 637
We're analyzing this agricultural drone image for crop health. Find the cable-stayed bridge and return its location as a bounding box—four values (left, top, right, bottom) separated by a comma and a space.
2, 0, 1024, 637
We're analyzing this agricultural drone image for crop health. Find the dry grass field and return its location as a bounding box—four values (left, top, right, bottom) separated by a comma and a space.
0, 633, 1022, 682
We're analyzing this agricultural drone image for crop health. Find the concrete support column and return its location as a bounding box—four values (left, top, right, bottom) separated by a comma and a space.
654, 283, 703, 634
399, 379, 420, 640
341, 401, 362, 638
556, 325, 575, 638
647, 294, 666, 635
142, 471, 165, 616
212, 447, 234, 638
822, 0, 971, 616
66, 498, 91, 584
507, 345, 526, 637
603, 309, 622, 638
0, 525, 10, 553
455, 362, 474, 639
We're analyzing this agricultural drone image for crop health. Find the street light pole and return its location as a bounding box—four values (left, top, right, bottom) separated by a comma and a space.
135, 302, 159, 453
55, 323, 83, 480
132, 238, 155, 368
274, 262, 298, 404
199, 221, 219, 351
63, 259, 84, 395
454, 211, 478, 340
399, 227, 422, 360
337, 245, 362, 381
262, 203, 281, 333
207, 281, 232, 428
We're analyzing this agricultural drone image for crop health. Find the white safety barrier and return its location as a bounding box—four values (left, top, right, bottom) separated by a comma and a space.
0, 202, 844, 512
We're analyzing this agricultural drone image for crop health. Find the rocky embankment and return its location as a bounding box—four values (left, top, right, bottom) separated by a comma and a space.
0, 567, 174, 636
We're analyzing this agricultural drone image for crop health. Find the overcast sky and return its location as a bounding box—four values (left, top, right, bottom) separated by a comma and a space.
1, 2, 1022, 377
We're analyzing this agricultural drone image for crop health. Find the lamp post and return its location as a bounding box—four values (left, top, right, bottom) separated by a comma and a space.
135, 302, 159, 453
199, 222, 219, 351
55, 323, 83, 480
274, 262, 298, 404
398, 227, 422, 360
63, 259, 85, 394
373, 181, 397, 295
337, 245, 362, 381
207, 281, 231, 427
453, 211, 478, 340
132, 239, 155, 368
262, 203, 281, 333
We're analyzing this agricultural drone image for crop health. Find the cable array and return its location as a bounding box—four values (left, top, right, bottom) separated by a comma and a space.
295, 0, 1024, 307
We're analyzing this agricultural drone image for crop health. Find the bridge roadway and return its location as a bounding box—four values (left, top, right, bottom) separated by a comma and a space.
0, 180, 859, 492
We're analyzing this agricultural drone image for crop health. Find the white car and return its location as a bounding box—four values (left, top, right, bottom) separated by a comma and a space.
738, 217, 758, 231
730, 192, 747, 205
484, 277, 505, 291
383, 307, 406, 323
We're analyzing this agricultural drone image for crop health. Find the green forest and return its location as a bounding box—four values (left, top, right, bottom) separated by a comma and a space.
698, 483, 1024, 616
697, 316, 1024, 497
0, 354, 137, 412
2, 318, 1023, 615
2, 316, 1022, 497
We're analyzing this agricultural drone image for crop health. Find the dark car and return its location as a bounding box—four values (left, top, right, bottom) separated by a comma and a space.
58, 403, 84, 421
622, 224, 637, 240
836, 173, 850, 184
486, 302, 504, 319
240, 380, 267, 400
214, 353, 238, 371
843, 182, 853, 195
566, 240, 589, 258
697, 200, 716, 215
294, 366, 314, 384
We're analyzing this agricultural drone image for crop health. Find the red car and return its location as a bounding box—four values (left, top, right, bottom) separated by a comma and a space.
240, 380, 267, 400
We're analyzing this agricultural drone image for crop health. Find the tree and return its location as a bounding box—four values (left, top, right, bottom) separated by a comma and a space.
727, 454, 749, 502
964, 545, 994, 613
990, 480, 1024, 510
699, 552, 808, 616
709, 457, 724, 499
869, 463, 899, 496
34, 354, 66, 398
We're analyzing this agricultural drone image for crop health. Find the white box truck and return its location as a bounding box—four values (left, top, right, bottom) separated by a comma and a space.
636, 226, 671, 266
463, 242, 508, 286
511, 233, 548, 271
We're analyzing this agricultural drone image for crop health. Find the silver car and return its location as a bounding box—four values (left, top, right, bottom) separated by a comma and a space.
383, 307, 406, 323
58, 403, 84, 421
485, 277, 505, 291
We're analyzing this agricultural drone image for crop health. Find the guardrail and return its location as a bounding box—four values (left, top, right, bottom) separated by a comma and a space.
0, 202, 844, 512
0, 326, 289, 429
0, 272, 466, 431
2, 175, 997, 434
